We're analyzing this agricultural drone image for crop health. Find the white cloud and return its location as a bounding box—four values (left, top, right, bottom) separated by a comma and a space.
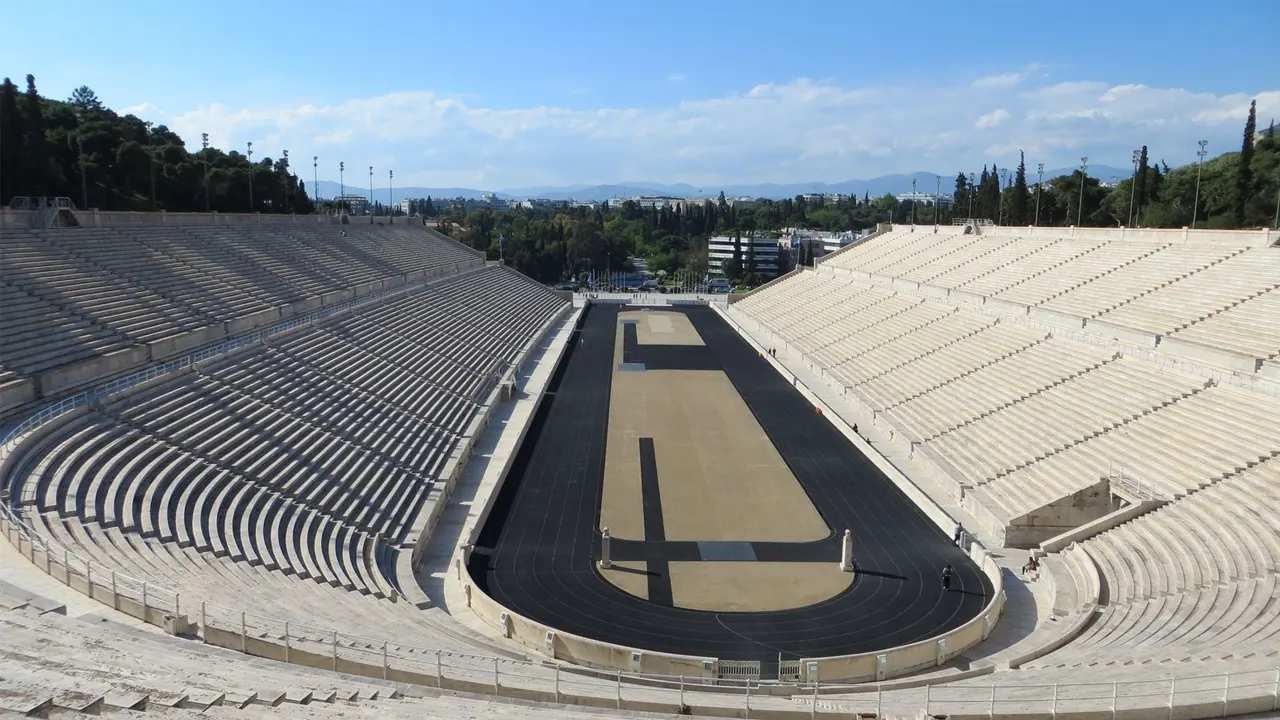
971, 72, 1024, 90
120, 101, 159, 118
155, 72, 1280, 188
975, 108, 1010, 129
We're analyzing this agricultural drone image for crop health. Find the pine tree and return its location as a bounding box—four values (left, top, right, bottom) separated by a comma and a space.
22, 74, 49, 196
0, 77, 23, 203
1011, 152, 1030, 226
1234, 99, 1257, 227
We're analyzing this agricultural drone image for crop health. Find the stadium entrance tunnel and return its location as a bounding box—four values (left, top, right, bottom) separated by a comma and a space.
466, 303, 993, 676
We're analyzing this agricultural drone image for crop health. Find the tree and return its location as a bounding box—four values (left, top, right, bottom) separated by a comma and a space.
1010, 152, 1030, 226
1234, 99, 1257, 226
0, 77, 22, 202
22, 74, 49, 196
953, 172, 969, 218
1133, 146, 1150, 225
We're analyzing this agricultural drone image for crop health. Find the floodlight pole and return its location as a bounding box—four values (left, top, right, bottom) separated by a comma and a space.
282, 149, 290, 213
247, 141, 254, 212
911, 178, 917, 226
934, 175, 941, 229
1192, 140, 1208, 229
145, 121, 156, 211
1274, 168, 1280, 230
968, 172, 976, 219
1035, 163, 1044, 226
202, 133, 210, 212
1127, 149, 1140, 227
1076, 157, 1089, 226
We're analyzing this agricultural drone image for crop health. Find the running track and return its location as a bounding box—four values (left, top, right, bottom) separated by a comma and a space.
468, 304, 992, 671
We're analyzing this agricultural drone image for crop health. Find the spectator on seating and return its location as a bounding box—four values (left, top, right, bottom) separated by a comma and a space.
941, 564, 953, 591
1022, 555, 1040, 577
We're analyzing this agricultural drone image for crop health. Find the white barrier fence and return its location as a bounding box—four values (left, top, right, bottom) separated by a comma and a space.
2, 512, 1277, 720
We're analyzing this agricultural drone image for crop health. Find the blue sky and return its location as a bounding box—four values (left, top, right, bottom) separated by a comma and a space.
5, 0, 1276, 190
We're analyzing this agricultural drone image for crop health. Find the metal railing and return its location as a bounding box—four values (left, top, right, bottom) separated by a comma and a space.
1107, 463, 1166, 501
3, 502, 1278, 718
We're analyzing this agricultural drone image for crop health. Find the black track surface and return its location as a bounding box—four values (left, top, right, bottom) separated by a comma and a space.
469, 305, 991, 671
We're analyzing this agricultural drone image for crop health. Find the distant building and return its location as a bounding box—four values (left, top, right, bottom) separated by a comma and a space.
894, 191, 953, 207
799, 193, 849, 206
635, 196, 681, 210
335, 194, 369, 215
784, 229, 864, 267
707, 234, 782, 277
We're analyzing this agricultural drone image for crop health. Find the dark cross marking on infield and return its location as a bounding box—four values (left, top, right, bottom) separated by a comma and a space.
620, 316, 719, 371
638, 437, 674, 607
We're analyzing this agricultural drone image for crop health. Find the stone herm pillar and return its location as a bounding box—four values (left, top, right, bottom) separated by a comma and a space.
599, 527, 612, 569
840, 529, 854, 572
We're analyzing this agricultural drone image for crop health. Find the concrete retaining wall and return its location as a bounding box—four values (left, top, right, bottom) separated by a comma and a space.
1158, 336, 1262, 374
979, 225, 1278, 248
799, 547, 1005, 682
35, 346, 151, 397
0, 378, 36, 415
147, 325, 229, 361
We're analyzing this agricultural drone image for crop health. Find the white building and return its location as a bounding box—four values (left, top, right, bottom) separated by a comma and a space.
335, 194, 369, 215
706, 234, 781, 277
895, 191, 954, 207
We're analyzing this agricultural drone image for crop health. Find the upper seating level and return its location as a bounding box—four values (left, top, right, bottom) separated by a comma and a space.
6, 266, 566, 602
0, 223, 482, 414
818, 226, 1280, 373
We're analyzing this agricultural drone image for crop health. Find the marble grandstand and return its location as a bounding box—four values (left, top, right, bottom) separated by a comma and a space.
729, 224, 1280, 672
4, 217, 1280, 718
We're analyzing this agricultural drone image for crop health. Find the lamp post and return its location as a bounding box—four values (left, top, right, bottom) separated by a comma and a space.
1076, 157, 1089, 226
968, 172, 976, 219
911, 178, 917, 225
282, 149, 290, 214
1192, 140, 1208, 229
934, 175, 941, 229
369, 165, 374, 223
1127, 149, 1140, 227
388, 170, 393, 224
202, 133, 210, 212
1035, 163, 1044, 226
247, 141, 254, 212
1273, 167, 1280, 230
339, 162, 345, 212
145, 121, 157, 211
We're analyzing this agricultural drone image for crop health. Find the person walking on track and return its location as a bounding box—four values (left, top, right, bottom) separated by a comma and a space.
941, 564, 953, 591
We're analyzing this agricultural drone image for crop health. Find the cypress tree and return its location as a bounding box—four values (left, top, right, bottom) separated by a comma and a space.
1133, 146, 1150, 224
23, 74, 49, 196
1011, 152, 1030, 226
1234, 99, 1257, 227
0, 77, 23, 203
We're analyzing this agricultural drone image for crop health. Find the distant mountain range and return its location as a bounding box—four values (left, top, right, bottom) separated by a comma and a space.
314, 166, 1132, 205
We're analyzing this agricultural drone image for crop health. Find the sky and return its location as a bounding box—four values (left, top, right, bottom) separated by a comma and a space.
4, 0, 1277, 191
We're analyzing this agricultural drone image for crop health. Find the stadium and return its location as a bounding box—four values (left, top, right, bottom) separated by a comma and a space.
1, 197, 1278, 718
